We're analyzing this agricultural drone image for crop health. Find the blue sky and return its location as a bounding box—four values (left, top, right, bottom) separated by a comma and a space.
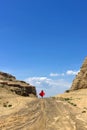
0, 0, 87, 97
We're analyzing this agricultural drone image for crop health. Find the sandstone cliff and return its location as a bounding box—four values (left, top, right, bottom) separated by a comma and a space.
0, 71, 37, 97
70, 57, 87, 91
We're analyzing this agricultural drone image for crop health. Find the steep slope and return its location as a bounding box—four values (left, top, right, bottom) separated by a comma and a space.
70, 57, 87, 91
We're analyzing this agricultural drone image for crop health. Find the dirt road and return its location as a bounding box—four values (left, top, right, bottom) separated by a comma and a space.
0, 98, 87, 130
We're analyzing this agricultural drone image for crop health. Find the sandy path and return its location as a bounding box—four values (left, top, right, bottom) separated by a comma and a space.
0, 98, 87, 130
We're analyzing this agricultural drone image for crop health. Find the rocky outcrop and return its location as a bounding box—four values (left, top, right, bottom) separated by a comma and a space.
0, 71, 37, 97
70, 57, 87, 91
0, 72, 16, 81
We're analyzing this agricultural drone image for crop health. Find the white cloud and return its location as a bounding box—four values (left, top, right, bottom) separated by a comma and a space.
50, 70, 79, 77
50, 73, 59, 77
50, 73, 64, 77
24, 68, 81, 97
66, 70, 79, 75
25, 76, 71, 97
25, 69, 80, 96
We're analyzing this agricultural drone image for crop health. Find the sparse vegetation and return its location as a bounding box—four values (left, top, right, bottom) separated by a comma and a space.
3, 101, 12, 108
8, 104, 12, 107
64, 98, 71, 101
3, 103, 8, 107
65, 90, 70, 93
50, 97, 77, 106
82, 110, 86, 113
68, 102, 77, 106
61, 98, 77, 106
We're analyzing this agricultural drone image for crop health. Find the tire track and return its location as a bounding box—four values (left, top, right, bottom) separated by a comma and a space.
0, 99, 47, 130
0, 98, 87, 130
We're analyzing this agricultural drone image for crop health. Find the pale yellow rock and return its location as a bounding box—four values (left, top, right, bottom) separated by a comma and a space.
70, 57, 87, 90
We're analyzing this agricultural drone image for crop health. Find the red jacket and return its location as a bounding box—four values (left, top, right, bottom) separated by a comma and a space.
39, 90, 45, 97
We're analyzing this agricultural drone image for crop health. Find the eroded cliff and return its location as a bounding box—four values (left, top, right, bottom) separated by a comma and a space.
0, 71, 37, 97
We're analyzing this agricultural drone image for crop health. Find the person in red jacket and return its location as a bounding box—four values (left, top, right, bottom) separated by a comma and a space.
39, 90, 45, 98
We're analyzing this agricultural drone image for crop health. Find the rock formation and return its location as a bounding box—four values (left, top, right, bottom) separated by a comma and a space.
70, 57, 87, 90
0, 71, 37, 97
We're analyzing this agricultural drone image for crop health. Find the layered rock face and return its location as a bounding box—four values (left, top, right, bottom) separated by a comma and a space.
70, 57, 87, 90
0, 71, 37, 97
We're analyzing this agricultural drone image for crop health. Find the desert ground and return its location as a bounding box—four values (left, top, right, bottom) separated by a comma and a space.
0, 87, 87, 130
